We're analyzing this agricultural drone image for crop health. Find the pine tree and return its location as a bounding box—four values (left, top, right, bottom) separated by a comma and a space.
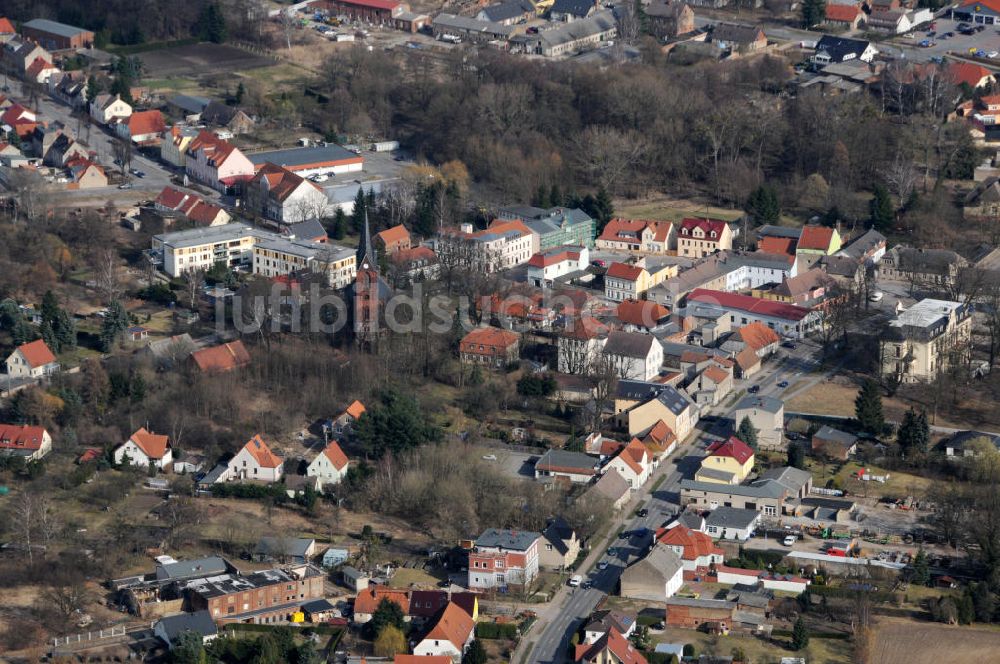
737, 416, 759, 450
802, 0, 826, 27
594, 187, 614, 230
332, 208, 347, 240
86, 75, 101, 104
911, 548, 930, 586
958, 591, 975, 625
235, 81, 246, 105
534, 185, 549, 208
944, 130, 979, 180
40, 290, 59, 324
788, 443, 805, 469
352, 188, 368, 233
897, 408, 930, 456
55, 310, 77, 350
0, 298, 20, 330
744, 185, 780, 225
854, 378, 884, 435
100, 300, 130, 352
550, 184, 563, 208
791, 616, 810, 650
869, 184, 894, 231
40, 319, 58, 354
464, 639, 487, 664
199, 3, 228, 43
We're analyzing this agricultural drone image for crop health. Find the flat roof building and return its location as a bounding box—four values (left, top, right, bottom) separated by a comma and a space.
22, 19, 94, 50
247, 144, 363, 178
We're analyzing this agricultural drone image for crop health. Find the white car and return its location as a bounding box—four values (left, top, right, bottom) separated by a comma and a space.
482, 454, 497, 461
310, 173, 330, 183
989, 50, 999, 58
868, 291, 884, 302
783, 535, 797, 546
568, 574, 582, 587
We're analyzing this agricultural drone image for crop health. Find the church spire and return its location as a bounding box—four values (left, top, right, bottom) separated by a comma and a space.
357, 207, 377, 272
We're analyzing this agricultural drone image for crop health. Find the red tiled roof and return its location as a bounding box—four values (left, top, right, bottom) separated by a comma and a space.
707, 436, 754, 464
561, 316, 608, 341
77, 447, 102, 464
701, 365, 730, 385
191, 340, 250, 373
423, 601, 475, 651
657, 526, 723, 560
623, 438, 649, 466
390, 245, 436, 266
251, 162, 319, 203
643, 420, 676, 455
1, 103, 34, 126
126, 109, 165, 136
948, 61, 994, 88
156, 185, 189, 210
187, 129, 241, 165
345, 399, 366, 419
736, 321, 781, 352
0, 18, 15, 33
606, 262, 644, 281
460, 326, 519, 352
128, 427, 170, 459
797, 225, 835, 251
678, 217, 728, 242
825, 3, 861, 21
15, 339, 56, 367
25, 57, 55, 79
576, 628, 648, 664
320, 440, 349, 470
354, 586, 411, 615
735, 346, 760, 371
687, 288, 813, 322
187, 201, 226, 225
759, 236, 797, 256
616, 299, 669, 327
375, 224, 410, 247
242, 434, 282, 469
0, 424, 47, 451
527, 247, 582, 268
340, 0, 401, 10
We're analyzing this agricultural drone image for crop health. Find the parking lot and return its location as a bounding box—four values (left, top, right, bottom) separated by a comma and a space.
894, 16, 1000, 62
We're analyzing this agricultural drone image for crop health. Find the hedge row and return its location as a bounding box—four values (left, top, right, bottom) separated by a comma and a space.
223, 623, 345, 637
475, 622, 519, 639
807, 584, 901, 604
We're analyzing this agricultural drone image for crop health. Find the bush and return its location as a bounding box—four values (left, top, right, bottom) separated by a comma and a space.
137, 282, 178, 305
475, 622, 519, 639
210, 482, 289, 503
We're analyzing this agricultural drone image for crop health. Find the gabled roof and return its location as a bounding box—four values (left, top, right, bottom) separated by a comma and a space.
825, 3, 862, 21
948, 61, 994, 88
375, 224, 410, 246
712, 23, 766, 45
125, 109, 165, 136
606, 262, 645, 281
354, 585, 411, 615
701, 365, 730, 385
396, 656, 452, 664
191, 340, 250, 373
704, 506, 759, 530
0, 18, 15, 34
460, 326, 519, 350
319, 440, 349, 470
241, 434, 283, 469
423, 601, 475, 651
797, 225, 836, 251
561, 316, 608, 341
12, 339, 57, 367
480, 0, 535, 22
0, 424, 48, 451
678, 217, 728, 241
815, 35, 874, 61
251, 162, 320, 203
734, 322, 781, 352
603, 330, 655, 359
156, 610, 217, 643
128, 427, 170, 459
616, 299, 670, 328
706, 436, 754, 464
576, 627, 648, 664
687, 289, 813, 322
187, 130, 241, 165
590, 467, 631, 501
657, 526, 723, 560
344, 399, 366, 419
551, 0, 597, 17
23, 18, 90, 39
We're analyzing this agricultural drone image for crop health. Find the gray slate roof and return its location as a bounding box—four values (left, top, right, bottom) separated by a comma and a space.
24, 18, 90, 39
480, 0, 535, 22
757, 466, 812, 495
735, 394, 783, 414
680, 479, 785, 499
550, 0, 597, 17
837, 229, 885, 261
537, 448, 600, 473
248, 144, 357, 168
256, 536, 314, 559
604, 331, 655, 359
476, 528, 541, 551
814, 425, 858, 447
704, 506, 759, 530
757, 224, 801, 239
156, 610, 217, 643
156, 556, 227, 580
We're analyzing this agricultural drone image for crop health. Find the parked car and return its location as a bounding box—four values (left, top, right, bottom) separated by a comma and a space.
748, 385, 760, 394
636, 508, 649, 518
781, 341, 796, 350
919, 39, 934, 47
783, 535, 797, 546
568, 575, 582, 587
482, 454, 497, 461
777, 380, 789, 388
591, 259, 607, 267
607, 547, 618, 557
869, 291, 884, 302
597, 561, 609, 570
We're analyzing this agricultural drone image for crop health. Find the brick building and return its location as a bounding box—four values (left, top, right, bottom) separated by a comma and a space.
22, 19, 94, 50
185, 565, 325, 625
664, 597, 735, 629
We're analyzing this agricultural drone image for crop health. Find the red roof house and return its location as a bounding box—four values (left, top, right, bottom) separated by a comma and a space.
190, 340, 251, 373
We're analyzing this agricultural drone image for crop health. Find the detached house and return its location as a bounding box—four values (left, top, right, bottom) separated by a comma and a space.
331, 400, 366, 435
5, 339, 59, 379
619, 545, 684, 601
823, 3, 864, 29
226, 434, 284, 483
0, 424, 52, 461
605, 438, 653, 489
244, 162, 330, 224
575, 628, 648, 664
694, 436, 755, 485
375, 224, 411, 254
539, 517, 581, 570
66, 158, 108, 189
603, 331, 663, 382
306, 440, 350, 488
459, 327, 520, 367
184, 130, 255, 193
412, 601, 476, 660
114, 109, 166, 146
115, 427, 173, 469
190, 340, 251, 373
645, 0, 695, 40
677, 218, 732, 259
89, 93, 132, 125
468, 528, 541, 590
656, 526, 724, 571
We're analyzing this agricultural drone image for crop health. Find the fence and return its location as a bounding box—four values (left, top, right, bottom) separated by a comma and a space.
52, 625, 126, 648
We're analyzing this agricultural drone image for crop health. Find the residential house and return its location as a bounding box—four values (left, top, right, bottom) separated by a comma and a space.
66, 158, 108, 189
823, 3, 864, 29
535, 448, 600, 483
200, 100, 255, 135
0, 17, 13, 41
526, 245, 589, 287
185, 130, 256, 193
24, 56, 58, 84
756, 268, 833, 307
880, 299, 973, 383
430, 13, 518, 42
605, 438, 653, 489
756, 225, 800, 256
353, 586, 411, 622
575, 628, 648, 664
694, 436, 755, 485
557, 316, 609, 373
584, 610, 637, 644
459, 327, 520, 367
586, 468, 632, 509
619, 545, 684, 601
710, 23, 767, 53
616, 299, 670, 331
0, 424, 52, 461
43, 133, 88, 167
657, 526, 725, 571
618, 382, 698, 440
733, 395, 784, 450
389, 246, 440, 286
5, 339, 59, 379
704, 507, 760, 541
467, 528, 541, 590
306, 440, 350, 488
0, 103, 38, 138
812, 35, 877, 66
549, 0, 599, 21
795, 225, 841, 257
252, 238, 356, 289
645, 0, 695, 40
114, 427, 173, 469
499, 206, 596, 248
226, 434, 284, 483
811, 425, 858, 460
255, 536, 316, 564
476, 0, 537, 26
879, 246, 966, 289
89, 93, 132, 125
606, 257, 678, 302
596, 218, 675, 254
437, 219, 537, 272
412, 601, 475, 660
867, 8, 912, 33
161, 125, 199, 168
947, 61, 995, 89
186, 564, 325, 625
684, 289, 821, 339
690, 364, 733, 407
720, 322, 781, 358
375, 224, 411, 255
331, 400, 366, 435
677, 218, 733, 259
154, 186, 231, 227
734, 346, 761, 379
603, 331, 664, 381
113, 109, 166, 146
642, 419, 678, 459
190, 340, 251, 373
245, 162, 330, 224
153, 611, 218, 650
142, 333, 195, 367
539, 517, 581, 570
942, 430, 1000, 458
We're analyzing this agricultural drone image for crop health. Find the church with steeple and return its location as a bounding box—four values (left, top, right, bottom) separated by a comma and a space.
350, 212, 391, 349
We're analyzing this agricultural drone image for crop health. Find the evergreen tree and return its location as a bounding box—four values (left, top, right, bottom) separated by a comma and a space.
110, 76, 134, 105
944, 130, 980, 180
12, 319, 33, 346
198, 3, 228, 43
332, 208, 347, 240
869, 184, 894, 231
594, 187, 614, 229
130, 372, 147, 404
971, 582, 995, 623
86, 75, 101, 104
169, 630, 207, 664
40, 319, 58, 354
802, 0, 826, 27
897, 408, 930, 456
0, 298, 20, 330
737, 416, 759, 450
534, 185, 549, 208
100, 299, 131, 352
464, 639, 488, 664
235, 81, 246, 105
788, 443, 806, 470
370, 597, 406, 636
744, 185, 781, 225
550, 183, 563, 207
791, 616, 810, 650
352, 188, 368, 233
958, 591, 975, 625
40, 290, 59, 324
854, 378, 884, 434
911, 548, 930, 586
55, 309, 77, 350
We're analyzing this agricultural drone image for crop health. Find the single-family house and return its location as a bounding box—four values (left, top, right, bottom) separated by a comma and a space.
796, 225, 841, 257
616, 299, 670, 331
200, 100, 255, 135
811, 425, 858, 461
605, 438, 653, 489
584, 610, 637, 644
331, 399, 366, 435
694, 436, 755, 485
812, 35, 877, 67
539, 517, 581, 570
558, 316, 609, 373
66, 157, 108, 189
89, 93, 132, 125
690, 364, 734, 407
575, 628, 648, 664
412, 601, 475, 660
254, 536, 316, 564
113, 109, 166, 146
720, 322, 781, 358
657, 526, 724, 571
468, 529, 541, 590
161, 125, 199, 168
710, 23, 767, 53
306, 440, 350, 488
459, 327, 520, 367
550, 0, 599, 21
619, 545, 684, 601
153, 611, 218, 650
0, 424, 52, 461
733, 395, 784, 451
823, 3, 864, 29
603, 331, 663, 381
226, 434, 284, 483
587, 468, 632, 510
5, 339, 59, 379
597, 218, 675, 254
525, 245, 589, 287
704, 507, 760, 541
115, 427, 173, 469
618, 382, 698, 440
190, 340, 251, 373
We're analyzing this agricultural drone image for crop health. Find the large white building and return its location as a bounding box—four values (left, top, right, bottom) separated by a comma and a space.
438, 219, 538, 273
525, 245, 589, 287
151, 223, 277, 277
603, 331, 664, 381
881, 299, 973, 383
114, 427, 173, 470
244, 163, 332, 224
252, 238, 356, 289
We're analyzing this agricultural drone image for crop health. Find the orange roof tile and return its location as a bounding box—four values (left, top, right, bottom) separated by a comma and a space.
797, 225, 835, 251
624, 438, 649, 465
320, 440, 349, 470
14, 339, 56, 367
460, 327, 519, 352
126, 109, 165, 136
375, 224, 410, 247
0, 424, 47, 451
824, 3, 861, 21
345, 399, 366, 419
354, 586, 411, 615
423, 601, 475, 650
679, 217, 728, 242
701, 365, 730, 385
736, 322, 781, 353
616, 299, 670, 328
242, 434, 283, 469
657, 526, 723, 560
735, 346, 760, 371
948, 61, 994, 88
129, 427, 170, 459
191, 340, 250, 373
576, 628, 648, 664
0, 18, 15, 34
606, 262, 644, 281
561, 316, 608, 340
759, 236, 797, 256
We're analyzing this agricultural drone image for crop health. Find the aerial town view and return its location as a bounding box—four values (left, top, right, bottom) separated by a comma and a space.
7, 0, 1000, 663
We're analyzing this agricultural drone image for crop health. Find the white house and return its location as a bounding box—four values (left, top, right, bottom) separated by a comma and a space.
603, 331, 663, 381
412, 602, 475, 659
5, 339, 60, 379
604, 438, 652, 489
0, 424, 52, 461
619, 545, 684, 601
226, 434, 284, 483
154, 611, 218, 649
114, 427, 173, 469
703, 507, 760, 541
89, 93, 132, 125
525, 245, 589, 287
244, 162, 331, 224
306, 440, 350, 488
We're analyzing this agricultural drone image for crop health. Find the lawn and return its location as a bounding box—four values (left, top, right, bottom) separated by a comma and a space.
871, 618, 1000, 664
387, 566, 442, 589
804, 459, 932, 499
